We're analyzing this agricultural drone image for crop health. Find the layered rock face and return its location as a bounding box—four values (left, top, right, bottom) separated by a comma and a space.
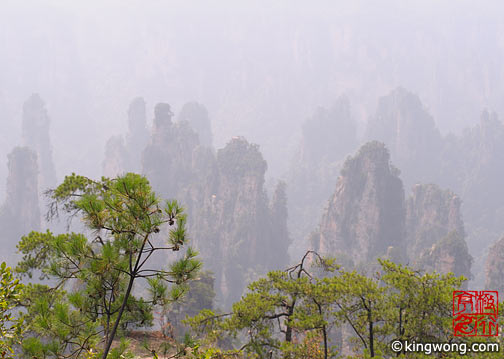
288, 96, 358, 258
192, 138, 291, 306
314, 141, 405, 264
418, 231, 472, 280
311, 142, 472, 280
216, 140, 290, 271
362, 89, 504, 280
485, 237, 504, 293
366, 87, 442, 188
406, 184, 465, 258
360, 88, 479, 280
22, 94, 57, 192
142, 104, 290, 307
200, 138, 281, 306
0, 147, 40, 264
406, 183, 471, 279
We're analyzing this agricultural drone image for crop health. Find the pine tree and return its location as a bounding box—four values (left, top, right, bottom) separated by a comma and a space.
15, 173, 201, 358
0, 262, 24, 359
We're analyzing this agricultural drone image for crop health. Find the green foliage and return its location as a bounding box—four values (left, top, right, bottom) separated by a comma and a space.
15, 172, 201, 358
329, 270, 386, 357
187, 252, 503, 359
18, 282, 100, 358
184, 345, 243, 359
419, 231, 473, 279
0, 262, 24, 359
217, 137, 267, 178
340, 141, 391, 177
162, 271, 216, 339
187, 251, 339, 358
379, 259, 463, 344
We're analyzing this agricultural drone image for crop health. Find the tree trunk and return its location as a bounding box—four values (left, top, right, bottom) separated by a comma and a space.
101, 273, 135, 358
368, 306, 374, 357
102, 238, 148, 358
285, 299, 296, 342
322, 325, 328, 359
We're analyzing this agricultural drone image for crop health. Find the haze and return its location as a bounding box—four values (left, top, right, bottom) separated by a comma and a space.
2, 0, 504, 306
1, 1, 503, 187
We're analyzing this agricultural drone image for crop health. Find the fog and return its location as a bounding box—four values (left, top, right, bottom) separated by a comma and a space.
1, 1, 503, 190
5, 2, 504, 355
2, 0, 504, 306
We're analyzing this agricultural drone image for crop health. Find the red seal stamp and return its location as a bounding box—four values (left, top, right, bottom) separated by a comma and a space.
453, 291, 498, 336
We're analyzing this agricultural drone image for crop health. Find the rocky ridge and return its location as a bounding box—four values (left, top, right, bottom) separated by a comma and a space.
0, 147, 40, 264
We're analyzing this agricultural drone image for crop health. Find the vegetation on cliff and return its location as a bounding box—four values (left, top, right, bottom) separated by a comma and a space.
314, 141, 405, 265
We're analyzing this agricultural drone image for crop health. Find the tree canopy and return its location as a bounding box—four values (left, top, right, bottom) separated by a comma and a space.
0, 262, 24, 359
15, 173, 201, 358
186, 253, 502, 359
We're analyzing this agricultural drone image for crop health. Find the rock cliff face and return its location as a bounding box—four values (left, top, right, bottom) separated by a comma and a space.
22, 94, 57, 192
269, 181, 290, 268
177, 102, 213, 148
103, 136, 127, 178
357, 88, 477, 280
0, 147, 40, 264
439, 110, 504, 286
366, 87, 442, 188
288, 96, 358, 259
189, 138, 292, 306
205, 138, 276, 305
125, 97, 150, 172
406, 183, 471, 279
456, 111, 504, 237
406, 184, 465, 258
143, 103, 199, 199
314, 141, 405, 264
206, 139, 291, 306
485, 237, 504, 293
103, 97, 150, 176
418, 231, 472, 280
310, 142, 472, 279
142, 104, 290, 307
